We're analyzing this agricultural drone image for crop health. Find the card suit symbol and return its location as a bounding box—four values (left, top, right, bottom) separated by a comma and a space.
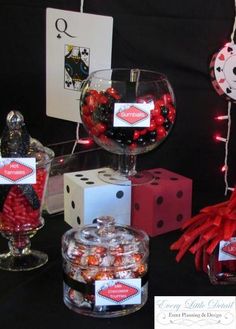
219, 54, 225, 61
82, 49, 89, 56
65, 81, 72, 87
216, 67, 222, 72
218, 78, 225, 83
227, 47, 233, 53
57, 34, 61, 39
226, 87, 232, 94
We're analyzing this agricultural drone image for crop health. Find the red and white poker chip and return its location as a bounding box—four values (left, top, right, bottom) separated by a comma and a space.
210, 42, 236, 102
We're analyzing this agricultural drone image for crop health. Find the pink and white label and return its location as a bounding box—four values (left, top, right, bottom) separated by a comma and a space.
0, 158, 36, 184
95, 278, 141, 306
219, 238, 236, 261
113, 103, 152, 127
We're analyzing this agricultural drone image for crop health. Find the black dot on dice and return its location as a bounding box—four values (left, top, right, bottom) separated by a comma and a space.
86, 181, 95, 185
134, 203, 140, 210
176, 190, 183, 198
66, 185, 70, 193
75, 174, 83, 177
116, 190, 124, 199
77, 216, 81, 225
71, 201, 75, 209
81, 177, 89, 181
156, 196, 164, 204
157, 220, 164, 228
176, 214, 183, 222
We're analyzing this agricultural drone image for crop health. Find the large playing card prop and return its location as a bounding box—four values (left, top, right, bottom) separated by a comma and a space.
46, 8, 113, 122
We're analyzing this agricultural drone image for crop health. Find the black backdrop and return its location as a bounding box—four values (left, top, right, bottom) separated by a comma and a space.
0, 0, 236, 210
1, 2, 236, 328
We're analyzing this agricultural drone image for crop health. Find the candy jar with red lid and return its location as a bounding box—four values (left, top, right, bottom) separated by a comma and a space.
80, 68, 176, 185
62, 216, 149, 317
0, 110, 54, 271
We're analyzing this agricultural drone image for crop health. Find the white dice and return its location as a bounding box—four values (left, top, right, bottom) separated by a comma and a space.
64, 168, 131, 227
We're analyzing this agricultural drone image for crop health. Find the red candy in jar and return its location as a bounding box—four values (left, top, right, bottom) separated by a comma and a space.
0, 111, 54, 233
0, 168, 48, 232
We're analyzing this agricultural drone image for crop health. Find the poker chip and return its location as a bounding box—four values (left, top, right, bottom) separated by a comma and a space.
210, 42, 236, 102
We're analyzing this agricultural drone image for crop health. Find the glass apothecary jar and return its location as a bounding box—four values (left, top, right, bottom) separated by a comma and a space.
207, 237, 236, 285
62, 216, 149, 317
0, 110, 54, 271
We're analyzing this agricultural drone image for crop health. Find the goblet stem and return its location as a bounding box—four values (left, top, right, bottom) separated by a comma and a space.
98, 153, 154, 185
0, 226, 48, 271
118, 154, 137, 177
8, 234, 31, 256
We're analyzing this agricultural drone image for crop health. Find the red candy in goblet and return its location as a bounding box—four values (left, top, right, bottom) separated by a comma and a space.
80, 69, 176, 185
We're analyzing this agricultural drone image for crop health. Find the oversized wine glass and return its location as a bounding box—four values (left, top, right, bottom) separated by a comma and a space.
80, 69, 176, 185
0, 111, 54, 271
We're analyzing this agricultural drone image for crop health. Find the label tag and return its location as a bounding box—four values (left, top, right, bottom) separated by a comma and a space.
219, 238, 236, 261
95, 278, 141, 306
113, 103, 152, 127
0, 158, 36, 184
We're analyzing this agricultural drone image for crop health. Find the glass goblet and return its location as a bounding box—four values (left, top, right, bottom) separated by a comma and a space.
80, 69, 176, 185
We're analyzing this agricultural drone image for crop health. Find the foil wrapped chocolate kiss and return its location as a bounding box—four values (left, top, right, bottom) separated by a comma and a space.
62, 216, 149, 318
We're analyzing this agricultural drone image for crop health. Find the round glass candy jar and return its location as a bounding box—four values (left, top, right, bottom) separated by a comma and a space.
62, 216, 149, 317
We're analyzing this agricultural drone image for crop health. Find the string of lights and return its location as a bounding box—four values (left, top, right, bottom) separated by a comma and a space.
215, 102, 232, 194
213, 2, 236, 195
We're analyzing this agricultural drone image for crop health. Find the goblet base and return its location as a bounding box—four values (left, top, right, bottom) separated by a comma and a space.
0, 250, 48, 271
98, 168, 155, 186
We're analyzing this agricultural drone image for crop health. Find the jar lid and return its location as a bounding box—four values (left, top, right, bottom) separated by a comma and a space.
0, 110, 54, 165
62, 216, 149, 268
